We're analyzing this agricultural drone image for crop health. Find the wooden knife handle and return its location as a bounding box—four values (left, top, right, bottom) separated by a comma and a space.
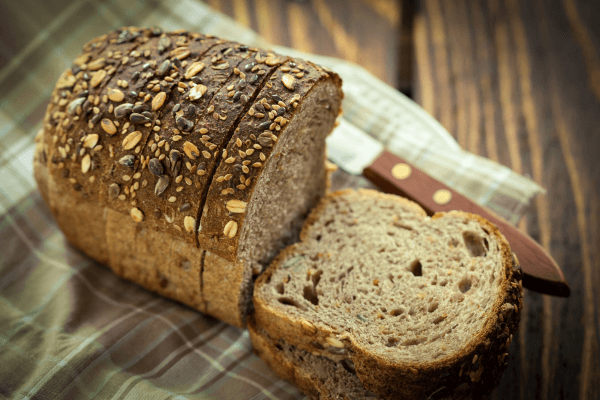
363, 150, 570, 297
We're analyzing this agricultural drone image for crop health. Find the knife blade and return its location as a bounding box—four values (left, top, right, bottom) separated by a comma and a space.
327, 119, 570, 297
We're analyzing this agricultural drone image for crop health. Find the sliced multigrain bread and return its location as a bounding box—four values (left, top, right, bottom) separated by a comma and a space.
35, 27, 343, 327
252, 189, 523, 399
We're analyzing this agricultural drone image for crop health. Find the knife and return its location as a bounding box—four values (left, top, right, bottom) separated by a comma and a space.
327, 119, 570, 297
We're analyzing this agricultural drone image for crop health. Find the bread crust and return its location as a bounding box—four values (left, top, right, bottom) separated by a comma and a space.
253, 189, 523, 400
198, 59, 343, 261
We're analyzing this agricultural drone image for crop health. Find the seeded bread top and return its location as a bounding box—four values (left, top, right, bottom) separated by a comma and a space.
44, 28, 219, 214
253, 189, 523, 399
198, 59, 343, 260
132, 46, 288, 242
43, 27, 343, 259
45, 28, 149, 202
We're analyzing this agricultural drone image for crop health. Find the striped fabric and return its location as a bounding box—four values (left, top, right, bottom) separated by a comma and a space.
0, 0, 542, 399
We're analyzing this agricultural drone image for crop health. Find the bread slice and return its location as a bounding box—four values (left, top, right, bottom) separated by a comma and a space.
248, 317, 382, 400
200, 63, 343, 326
252, 189, 523, 399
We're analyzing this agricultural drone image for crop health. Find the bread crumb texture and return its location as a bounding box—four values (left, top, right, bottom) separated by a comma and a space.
253, 189, 523, 399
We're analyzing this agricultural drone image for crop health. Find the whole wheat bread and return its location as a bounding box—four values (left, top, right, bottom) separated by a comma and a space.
252, 189, 522, 399
34, 27, 343, 327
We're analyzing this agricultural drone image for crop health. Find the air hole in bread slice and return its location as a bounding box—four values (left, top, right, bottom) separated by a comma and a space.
463, 231, 487, 257
433, 315, 447, 324
428, 301, 439, 313
275, 282, 284, 295
303, 285, 319, 305
449, 237, 460, 247
278, 297, 307, 311
409, 260, 423, 276
390, 308, 405, 316
340, 359, 357, 374
458, 276, 472, 293
386, 337, 400, 347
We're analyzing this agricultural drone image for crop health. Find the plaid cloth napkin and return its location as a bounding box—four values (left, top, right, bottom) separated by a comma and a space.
0, 1, 542, 399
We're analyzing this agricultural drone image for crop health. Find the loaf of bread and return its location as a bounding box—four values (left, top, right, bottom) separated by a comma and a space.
34, 27, 343, 327
252, 189, 523, 399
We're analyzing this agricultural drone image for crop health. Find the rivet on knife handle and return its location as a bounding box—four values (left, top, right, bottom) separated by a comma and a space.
364, 150, 570, 297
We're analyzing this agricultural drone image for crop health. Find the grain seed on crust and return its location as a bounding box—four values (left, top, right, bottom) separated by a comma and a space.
90, 69, 107, 87
282, 74, 295, 90
185, 61, 205, 79
81, 154, 91, 173
101, 119, 117, 135
130, 207, 144, 222
108, 88, 125, 102
226, 200, 246, 213
152, 91, 167, 110
325, 337, 345, 348
183, 141, 200, 159
189, 84, 207, 101
108, 183, 120, 200
223, 220, 238, 238
83, 134, 99, 148
122, 131, 142, 150
184, 216, 196, 232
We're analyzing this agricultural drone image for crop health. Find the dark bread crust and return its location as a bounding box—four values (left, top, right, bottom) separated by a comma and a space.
35, 28, 343, 328
247, 317, 375, 400
198, 59, 343, 261
133, 46, 287, 244
252, 189, 523, 400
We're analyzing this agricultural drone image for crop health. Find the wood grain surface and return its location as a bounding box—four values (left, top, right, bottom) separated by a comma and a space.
212, 0, 600, 399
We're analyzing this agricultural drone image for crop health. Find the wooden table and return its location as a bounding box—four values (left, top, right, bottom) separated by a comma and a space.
210, 0, 600, 398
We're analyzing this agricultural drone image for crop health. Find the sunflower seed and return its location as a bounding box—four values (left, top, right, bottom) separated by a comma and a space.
67, 98, 85, 115
114, 103, 134, 118
282, 74, 295, 90
170, 150, 181, 169
81, 154, 91, 173
156, 59, 172, 77
119, 154, 135, 168
258, 121, 271, 130
148, 158, 164, 176
157, 34, 171, 54
155, 175, 169, 196
176, 116, 193, 131
130, 113, 150, 124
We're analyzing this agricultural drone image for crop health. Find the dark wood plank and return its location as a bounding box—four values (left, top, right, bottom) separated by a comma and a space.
413, 0, 600, 399
215, 0, 400, 85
